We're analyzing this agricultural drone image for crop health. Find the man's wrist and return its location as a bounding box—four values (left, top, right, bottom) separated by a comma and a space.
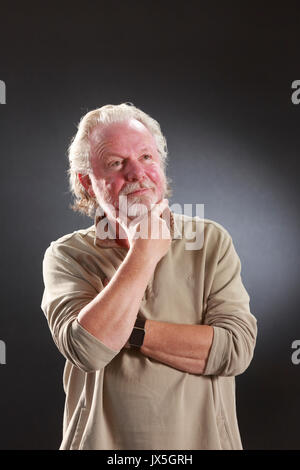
128, 317, 146, 349
128, 245, 159, 270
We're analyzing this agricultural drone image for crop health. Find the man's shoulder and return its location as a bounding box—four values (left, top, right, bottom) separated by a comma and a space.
51, 224, 95, 245
172, 211, 232, 242
43, 224, 96, 260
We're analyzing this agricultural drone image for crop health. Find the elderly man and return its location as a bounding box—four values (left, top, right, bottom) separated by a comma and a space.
41, 103, 257, 450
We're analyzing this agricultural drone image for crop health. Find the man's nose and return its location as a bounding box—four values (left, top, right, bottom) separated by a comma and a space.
124, 159, 145, 181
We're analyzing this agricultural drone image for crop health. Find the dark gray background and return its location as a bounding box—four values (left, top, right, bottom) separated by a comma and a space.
0, 0, 299, 450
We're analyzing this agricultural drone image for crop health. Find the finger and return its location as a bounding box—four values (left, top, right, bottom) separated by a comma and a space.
127, 211, 149, 229
116, 214, 128, 229
152, 198, 169, 217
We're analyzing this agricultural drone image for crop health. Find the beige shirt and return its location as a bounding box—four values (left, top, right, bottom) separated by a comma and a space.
41, 211, 257, 450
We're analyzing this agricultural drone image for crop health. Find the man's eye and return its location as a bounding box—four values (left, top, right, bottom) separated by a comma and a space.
110, 161, 122, 167
143, 154, 151, 160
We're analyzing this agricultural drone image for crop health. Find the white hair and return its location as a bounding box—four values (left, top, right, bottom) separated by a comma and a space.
67, 102, 172, 218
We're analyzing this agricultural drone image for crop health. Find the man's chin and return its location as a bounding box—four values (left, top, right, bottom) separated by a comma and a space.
120, 196, 157, 219
98, 193, 162, 220
126, 202, 152, 218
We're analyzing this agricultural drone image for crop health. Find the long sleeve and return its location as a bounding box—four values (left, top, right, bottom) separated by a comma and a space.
203, 230, 257, 377
41, 243, 120, 373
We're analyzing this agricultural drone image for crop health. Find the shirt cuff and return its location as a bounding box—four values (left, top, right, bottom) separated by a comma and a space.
70, 319, 120, 372
202, 326, 229, 376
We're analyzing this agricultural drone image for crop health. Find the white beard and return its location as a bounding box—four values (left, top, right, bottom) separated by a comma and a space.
120, 193, 156, 218
93, 179, 160, 219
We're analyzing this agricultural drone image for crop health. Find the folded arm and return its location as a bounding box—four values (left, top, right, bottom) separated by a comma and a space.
140, 231, 257, 378
140, 320, 214, 375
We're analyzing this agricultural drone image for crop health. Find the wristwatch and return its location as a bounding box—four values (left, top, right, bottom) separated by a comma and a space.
128, 317, 146, 349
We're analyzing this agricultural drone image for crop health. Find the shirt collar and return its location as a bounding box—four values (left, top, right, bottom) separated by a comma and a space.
93, 206, 181, 249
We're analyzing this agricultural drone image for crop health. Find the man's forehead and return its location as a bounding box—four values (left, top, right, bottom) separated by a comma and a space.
89, 119, 151, 143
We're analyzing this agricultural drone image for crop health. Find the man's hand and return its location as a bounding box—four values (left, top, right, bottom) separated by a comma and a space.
116, 198, 172, 265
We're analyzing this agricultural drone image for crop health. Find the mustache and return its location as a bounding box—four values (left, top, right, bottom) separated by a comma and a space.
120, 180, 154, 195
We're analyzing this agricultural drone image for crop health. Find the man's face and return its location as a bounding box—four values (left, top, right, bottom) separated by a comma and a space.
88, 118, 167, 217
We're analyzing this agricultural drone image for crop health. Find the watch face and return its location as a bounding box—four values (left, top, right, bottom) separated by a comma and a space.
129, 327, 145, 348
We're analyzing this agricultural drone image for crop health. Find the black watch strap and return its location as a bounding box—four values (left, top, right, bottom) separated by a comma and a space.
129, 317, 146, 349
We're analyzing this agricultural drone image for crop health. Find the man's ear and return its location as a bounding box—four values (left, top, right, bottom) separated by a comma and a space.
78, 173, 96, 198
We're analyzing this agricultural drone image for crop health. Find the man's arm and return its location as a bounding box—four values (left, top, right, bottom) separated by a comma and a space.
77, 248, 158, 351
140, 320, 214, 375
77, 203, 171, 352
138, 229, 257, 378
